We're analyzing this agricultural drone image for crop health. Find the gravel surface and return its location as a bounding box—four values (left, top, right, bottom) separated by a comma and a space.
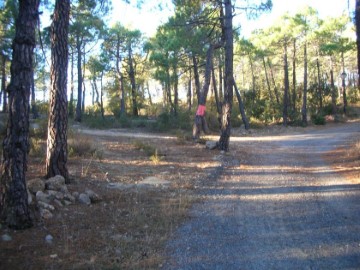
163, 122, 360, 269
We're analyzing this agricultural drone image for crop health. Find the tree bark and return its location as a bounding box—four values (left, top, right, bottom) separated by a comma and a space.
233, 78, 249, 130
193, 45, 214, 140
330, 58, 337, 114
262, 56, 274, 107
75, 37, 82, 122
283, 41, 289, 127
218, 0, 233, 151
316, 58, 323, 110
192, 54, 201, 103
292, 39, 297, 114
268, 58, 280, 105
212, 65, 221, 115
1, 56, 7, 112
69, 49, 74, 117
46, 0, 70, 182
31, 73, 38, 118
187, 68, 192, 111
1, 0, 40, 229
128, 45, 138, 116
302, 40, 308, 125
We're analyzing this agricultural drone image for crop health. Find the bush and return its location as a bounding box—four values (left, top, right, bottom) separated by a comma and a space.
68, 130, 101, 158
311, 114, 326, 125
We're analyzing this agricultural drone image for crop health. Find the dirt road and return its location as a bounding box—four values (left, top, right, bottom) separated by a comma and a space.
163, 122, 360, 269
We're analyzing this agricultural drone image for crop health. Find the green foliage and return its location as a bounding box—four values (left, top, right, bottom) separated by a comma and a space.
29, 118, 48, 139
133, 140, 156, 156
311, 113, 326, 125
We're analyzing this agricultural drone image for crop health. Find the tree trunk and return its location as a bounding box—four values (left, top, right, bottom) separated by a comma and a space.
128, 45, 138, 116
283, 41, 289, 127
187, 68, 192, 111
173, 62, 179, 117
31, 74, 38, 118
302, 40, 308, 125
341, 52, 347, 114
75, 37, 82, 122
193, 45, 214, 140
262, 56, 274, 106
1, 56, 7, 112
292, 39, 297, 114
69, 50, 74, 117
100, 71, 105, 119
192, 54, 201, 103
1, 0, 40, 229
330, 61, 337, 114
81, 52, 86, 113
212, 65, 221, 115
316, 58, 323, 110
218, 0, 233, 151
356, 0, 360, 89
218, 54, 223, 100
268, 59, 280, 105
233, 77, 249, 130
46, 0, 70, 182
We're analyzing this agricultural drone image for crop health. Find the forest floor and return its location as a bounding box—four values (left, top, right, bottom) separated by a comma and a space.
0, 118, 359, 269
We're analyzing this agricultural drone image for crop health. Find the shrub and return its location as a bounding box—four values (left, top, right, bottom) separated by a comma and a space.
68, 130, 100, 158
311, 113, 326, 125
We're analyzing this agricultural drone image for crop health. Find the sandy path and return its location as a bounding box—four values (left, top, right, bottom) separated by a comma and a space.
163, 122, 360, 269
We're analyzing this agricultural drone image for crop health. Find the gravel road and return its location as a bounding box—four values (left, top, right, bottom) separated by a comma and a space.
163, 122, 360, 270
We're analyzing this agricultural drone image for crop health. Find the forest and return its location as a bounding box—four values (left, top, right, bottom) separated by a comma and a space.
0, 0, 359, 234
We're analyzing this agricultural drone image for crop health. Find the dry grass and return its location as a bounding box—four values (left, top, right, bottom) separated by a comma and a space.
325, 138, 360, 183
0, 129, 210, 269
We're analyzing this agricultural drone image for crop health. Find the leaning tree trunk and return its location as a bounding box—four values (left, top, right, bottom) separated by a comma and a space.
0, 0, 40, 229
218, 0, 233, 151
233, 78, 249, 130
46, 0, 70, 182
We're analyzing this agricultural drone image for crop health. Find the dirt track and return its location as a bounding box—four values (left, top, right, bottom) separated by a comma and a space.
163, 122, 360, 269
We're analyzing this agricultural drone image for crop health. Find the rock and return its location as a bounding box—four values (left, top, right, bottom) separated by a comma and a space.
64, 192, 76, 203
53, 199, 63, 207
45, 234, 53, 244
2, 234, 12, 242
48, 190, 64, 200
27, 178, 45, 194
78, 193, 91, 205
107, 183, 135, 191
205, 141, 218, 150
27, 189, 33, 205
36, 191, 53, 204
37, 201, 55, 211
45, 175, 65, 191
137, 177, 170, 188
40, 208, 53, 219
72, 192, 79, 200
63, 200, 73, 206
85, 189, 101, 203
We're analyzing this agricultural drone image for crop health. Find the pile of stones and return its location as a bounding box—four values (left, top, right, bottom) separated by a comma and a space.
27, 175, 101, 220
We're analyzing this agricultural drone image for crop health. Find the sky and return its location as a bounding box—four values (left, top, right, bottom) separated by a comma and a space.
110, 0, 355, 37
